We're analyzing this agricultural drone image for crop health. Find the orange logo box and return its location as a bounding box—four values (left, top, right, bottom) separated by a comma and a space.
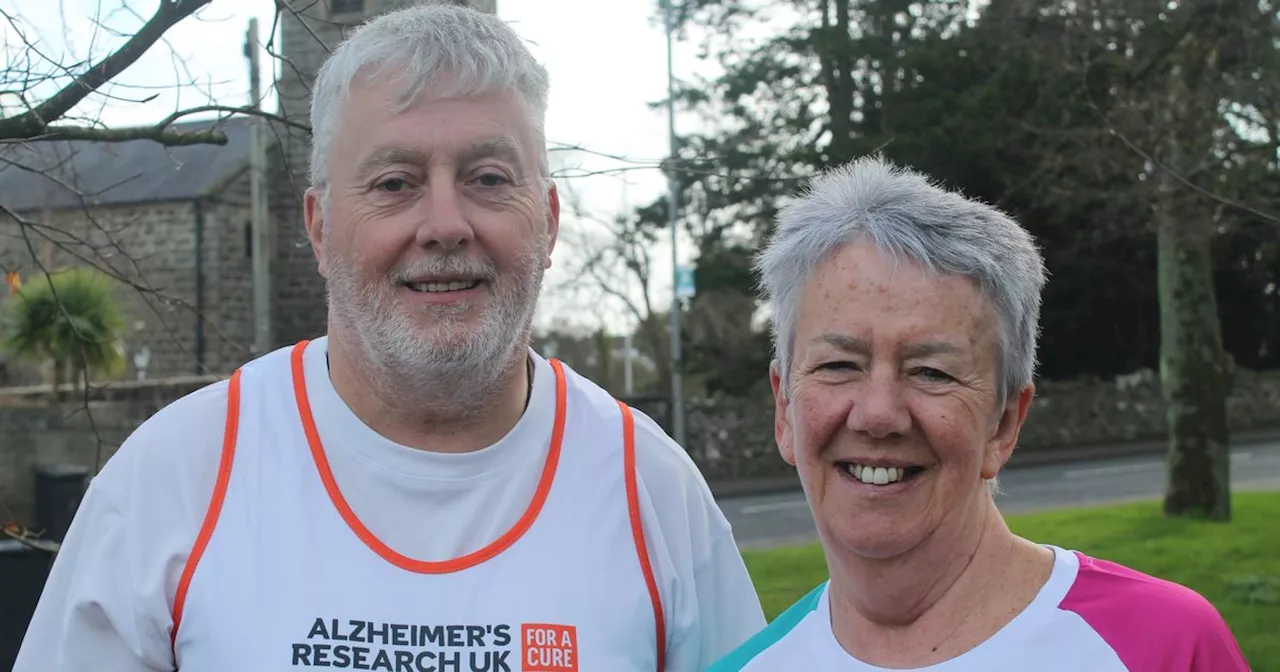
521, 623, 577, 672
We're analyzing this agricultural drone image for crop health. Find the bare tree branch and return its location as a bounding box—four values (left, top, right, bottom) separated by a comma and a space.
11, 124, 227, 146
1104, 124, 1280, 227
0, 0, 213, 142
155, 104, 312, 134
279, 0, 335, 61
0, 106, 312, 147
2, 523, 60, 553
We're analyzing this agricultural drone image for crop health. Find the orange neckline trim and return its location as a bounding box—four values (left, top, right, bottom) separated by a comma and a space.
289, 339, 568, 574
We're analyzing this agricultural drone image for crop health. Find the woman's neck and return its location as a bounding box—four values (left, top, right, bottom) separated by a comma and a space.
826, 495, 1055, 668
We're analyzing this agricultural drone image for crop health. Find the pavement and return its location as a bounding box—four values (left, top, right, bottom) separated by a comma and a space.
717, 435, 1280, 549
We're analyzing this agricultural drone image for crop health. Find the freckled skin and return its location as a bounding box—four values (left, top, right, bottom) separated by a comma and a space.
771, 241, 1022, 561
769, 241, 1052, 667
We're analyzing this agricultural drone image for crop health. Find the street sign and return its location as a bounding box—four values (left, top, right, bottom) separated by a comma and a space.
675, 265, 696, 299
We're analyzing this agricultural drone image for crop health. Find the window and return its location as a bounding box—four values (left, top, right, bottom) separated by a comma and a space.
329, 0, 364, 14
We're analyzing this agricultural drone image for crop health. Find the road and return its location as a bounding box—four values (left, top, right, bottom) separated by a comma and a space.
719, 440, 1280, 549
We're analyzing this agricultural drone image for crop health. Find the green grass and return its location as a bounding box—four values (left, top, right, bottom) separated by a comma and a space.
740, 491, 1280, 670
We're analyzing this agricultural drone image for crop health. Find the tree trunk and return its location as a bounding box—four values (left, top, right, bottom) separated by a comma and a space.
1157, 203, 1231, 520
817, 0, 855, 163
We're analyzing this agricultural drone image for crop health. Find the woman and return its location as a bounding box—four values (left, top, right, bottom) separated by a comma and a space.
710, 156, 1250, 671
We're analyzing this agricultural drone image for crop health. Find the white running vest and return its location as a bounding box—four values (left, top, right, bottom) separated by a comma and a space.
169, 341, 666, 672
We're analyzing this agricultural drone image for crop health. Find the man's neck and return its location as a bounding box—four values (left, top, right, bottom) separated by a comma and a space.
324, 335, 533, 454
825, 494, 1054, 667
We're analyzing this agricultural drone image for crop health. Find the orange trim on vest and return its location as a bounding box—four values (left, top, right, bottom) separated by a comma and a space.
289, 339, 569, 574
170, 368, 242, 657
618, 400, 667, 672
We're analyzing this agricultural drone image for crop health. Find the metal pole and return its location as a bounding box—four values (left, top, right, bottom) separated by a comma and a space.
624, 333, 634, 395
246, 18, 272, 357
663, 0, 686, 448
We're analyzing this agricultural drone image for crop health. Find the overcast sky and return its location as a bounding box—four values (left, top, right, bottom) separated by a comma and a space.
1, 0, 715, 335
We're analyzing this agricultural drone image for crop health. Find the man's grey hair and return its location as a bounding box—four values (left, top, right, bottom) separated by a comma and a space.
756, 155, 1047, 403
308, 3, 551, 195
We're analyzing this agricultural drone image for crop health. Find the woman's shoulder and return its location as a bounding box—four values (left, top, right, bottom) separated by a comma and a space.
1062, 551, 1222, 619
705, 582, 829, 671
1056, 550, 1250, 671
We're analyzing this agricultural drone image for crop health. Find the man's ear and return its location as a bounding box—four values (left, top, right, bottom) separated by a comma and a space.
981, 384, 1034, 479
543, 180, 560, 268
304, 187, 328, 279
769, 360, 796, 466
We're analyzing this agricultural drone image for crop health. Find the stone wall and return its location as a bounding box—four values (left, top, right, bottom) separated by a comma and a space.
2, 366, 1278, 526
0, 375, 223, 526
625, 368, 1280, 481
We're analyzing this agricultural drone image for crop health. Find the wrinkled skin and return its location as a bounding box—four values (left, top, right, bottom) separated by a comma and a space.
770, 240, 1050, 667
772, 240, 1026, 561
304, 73, 558, 447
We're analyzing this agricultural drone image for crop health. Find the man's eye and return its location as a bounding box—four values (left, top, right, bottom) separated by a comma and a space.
376, 178, 409, 192
818, 361, 858, 372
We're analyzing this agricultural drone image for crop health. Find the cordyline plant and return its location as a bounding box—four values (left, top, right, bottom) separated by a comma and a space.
3, 266, 126, 393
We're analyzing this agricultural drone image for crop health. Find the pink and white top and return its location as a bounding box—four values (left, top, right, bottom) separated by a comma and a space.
710, 545, 1252, 671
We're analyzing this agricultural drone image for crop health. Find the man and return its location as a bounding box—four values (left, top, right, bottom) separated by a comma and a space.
14, 5, 765, 670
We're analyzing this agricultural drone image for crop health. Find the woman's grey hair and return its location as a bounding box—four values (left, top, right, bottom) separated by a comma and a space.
308, 3, 551, 196
755, 155, 1047, 404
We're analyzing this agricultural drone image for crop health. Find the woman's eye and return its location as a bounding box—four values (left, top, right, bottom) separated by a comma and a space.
475, 173, 511, 187
915, 368, 953, 382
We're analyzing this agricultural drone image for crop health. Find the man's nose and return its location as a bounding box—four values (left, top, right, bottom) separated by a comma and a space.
414, 182, 475, 251
845, 371, 912, 439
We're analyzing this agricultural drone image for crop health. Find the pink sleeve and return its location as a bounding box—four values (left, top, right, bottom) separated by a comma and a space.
1059, 552, 1251, 671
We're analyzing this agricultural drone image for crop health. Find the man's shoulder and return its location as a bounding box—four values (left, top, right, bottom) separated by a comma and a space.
122, 375, 231, 442
707, 581, 828, 671
93, 376, 234, 495
627, 403, 709, 485
552, 358, 707, 482
551, 357, 732, 536
101, 344, 296, 482
623, 399, 732, 540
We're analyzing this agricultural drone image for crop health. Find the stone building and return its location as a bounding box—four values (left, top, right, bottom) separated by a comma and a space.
0, 0, 498, 385
0, 117, 294, 382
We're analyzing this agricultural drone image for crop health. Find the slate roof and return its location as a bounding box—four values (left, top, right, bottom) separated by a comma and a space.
0, 116, 258, 212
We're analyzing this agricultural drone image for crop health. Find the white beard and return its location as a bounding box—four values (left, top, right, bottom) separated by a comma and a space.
323, 234, 546, 412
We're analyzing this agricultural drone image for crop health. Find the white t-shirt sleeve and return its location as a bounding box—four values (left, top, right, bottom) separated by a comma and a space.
629, 408, 767, 671
12, 382, 229, 672
671, 531, 769, 670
